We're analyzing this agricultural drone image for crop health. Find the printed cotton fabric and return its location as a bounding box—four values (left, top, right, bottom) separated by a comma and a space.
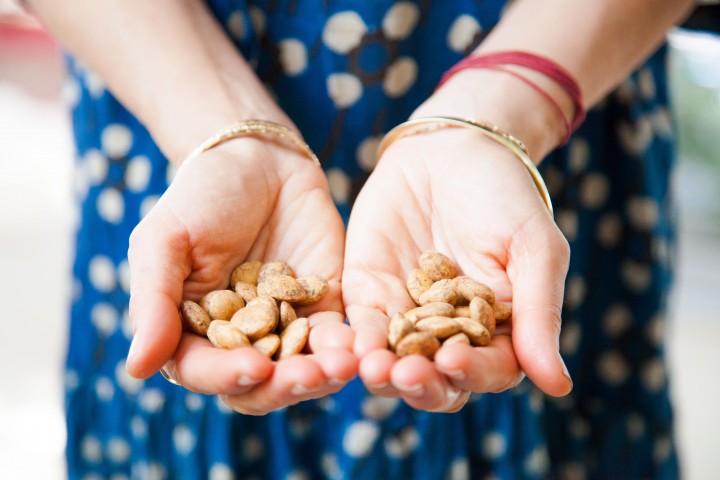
64, 1, 679, 478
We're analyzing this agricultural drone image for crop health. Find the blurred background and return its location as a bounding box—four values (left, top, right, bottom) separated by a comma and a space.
1, 2, 719, 479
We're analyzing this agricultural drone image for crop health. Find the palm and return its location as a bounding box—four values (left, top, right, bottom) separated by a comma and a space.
344, 129, 571, 412
128, 139, 356, 414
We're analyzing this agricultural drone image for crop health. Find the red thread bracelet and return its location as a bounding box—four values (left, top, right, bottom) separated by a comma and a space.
438, 51, 586, 143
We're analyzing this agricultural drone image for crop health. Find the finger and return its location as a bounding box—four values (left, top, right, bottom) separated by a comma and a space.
507, 219, 572, 396
306, 312, 354, 352
434, 338, 524, 393
221, 353, 330, 415
306, 348, 358, 385
165, 334, 274, 395
126, 204, 191, 378
390, 355, 465, 412
359, 348, 398, 393
345, 304, 392, 357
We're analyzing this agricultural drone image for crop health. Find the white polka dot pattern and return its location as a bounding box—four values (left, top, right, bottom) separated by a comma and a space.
106, 437, 131, 463
323, 11, 367, 53
81, 435, 103, 463
209, 463, 235, 480
97, 187, 124, 224
91, 303, 118, 337
327, 167, 351, 204
89, 255, 116, 292
384, 427, 419, 458
126, 155, 152, 192
361, 395, 399, 421
482, 432, 506, 459
596, 351, 630, 386
101, 124, 133, 159
383, 57, 418, 97
382, 2, 419, 40
173, 424, 197, 455
279, 39, 308, 76
342, 421, 379, 457
327, 73, 363, 109
447, 15, 481, 53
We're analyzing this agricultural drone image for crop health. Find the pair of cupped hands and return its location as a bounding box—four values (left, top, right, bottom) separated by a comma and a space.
125, 122, 572, 415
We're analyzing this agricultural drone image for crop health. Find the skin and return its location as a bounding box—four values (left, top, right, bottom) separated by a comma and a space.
28, 0, 694, 413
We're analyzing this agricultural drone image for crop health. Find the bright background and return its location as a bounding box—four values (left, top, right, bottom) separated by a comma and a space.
1, 4, 719, 479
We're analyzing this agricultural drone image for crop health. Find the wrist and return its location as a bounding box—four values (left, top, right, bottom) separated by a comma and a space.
411, 69, 570, 162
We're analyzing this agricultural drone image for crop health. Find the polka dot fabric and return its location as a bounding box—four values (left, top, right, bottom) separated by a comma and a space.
64, 1, 678, 478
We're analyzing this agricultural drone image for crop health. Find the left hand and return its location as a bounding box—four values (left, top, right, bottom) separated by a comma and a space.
342, 127, 572, 413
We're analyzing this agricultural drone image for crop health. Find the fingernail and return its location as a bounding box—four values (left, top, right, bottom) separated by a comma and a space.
291, 384, 322, 396
561, 360, 574, 394
328, 378, 347, 387
127, 337, 138, 362
237, 375, 262, 387
440, 369, 466, 382
395, 383, 425, 398
366, 382, 389, 390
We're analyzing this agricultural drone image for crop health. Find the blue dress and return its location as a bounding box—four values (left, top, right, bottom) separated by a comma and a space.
64, 1, 679, 478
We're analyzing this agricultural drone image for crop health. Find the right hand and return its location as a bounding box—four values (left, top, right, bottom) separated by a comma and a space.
126, 137, 357, 415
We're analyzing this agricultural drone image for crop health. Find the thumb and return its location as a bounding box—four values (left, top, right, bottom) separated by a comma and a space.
126, 205, 190, 379
508, 221, 573, 397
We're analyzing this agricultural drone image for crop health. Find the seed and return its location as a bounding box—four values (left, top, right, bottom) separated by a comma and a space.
405, 302, 456, 323
252, 334, 281, 357
199, 290, 245, 321
418, 279, 458, 306
230, 260, 263, 286
454, 276, 495, 305
257, 261, 295, 283
180, 300, 212, 336
207, 320, 250, 349
415, 316, 462, 339
388, 312, 414, 349
296, 275, 329, 305
230, 303, 278, 341
233, 281, 258, 304
406, 268, 434, 304
470, 297, 496, 336
443, 332, 470, 346
277, 317, 310, 358
257, 275, 307, 303
395, 331, 441, 359
493, 302, 512, 323
418, 251, 457, 281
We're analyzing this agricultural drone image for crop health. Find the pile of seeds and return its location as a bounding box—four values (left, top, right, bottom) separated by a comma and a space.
389, 251, 511, 359
179, 260, 329, 359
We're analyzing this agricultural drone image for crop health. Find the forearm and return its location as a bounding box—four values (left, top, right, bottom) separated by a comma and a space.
27, 0, 288, 163
415, 0, 695, 160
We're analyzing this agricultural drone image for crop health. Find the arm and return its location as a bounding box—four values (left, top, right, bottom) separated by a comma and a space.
27, 0, 289, 163
345, 0, 694, 411
417, 0, 696, 159
29, 0, 356, 413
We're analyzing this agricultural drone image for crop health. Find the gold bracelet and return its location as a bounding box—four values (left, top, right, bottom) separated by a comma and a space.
184, 120, 321, 167
376, 116, 553, 217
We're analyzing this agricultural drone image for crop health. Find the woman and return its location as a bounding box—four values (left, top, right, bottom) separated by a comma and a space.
29, 0, 693, 478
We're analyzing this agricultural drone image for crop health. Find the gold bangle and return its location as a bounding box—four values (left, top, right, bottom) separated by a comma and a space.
184, 120, 321, 167
376, 116, 553, 217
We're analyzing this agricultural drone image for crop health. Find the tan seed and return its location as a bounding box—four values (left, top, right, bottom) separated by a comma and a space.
405, 302, 455, 323
248, 295, 280, 320
252, 334, 281, 357
470, 297, 496, 336
454, 276, 495, 305
207, 320, 250, 349
257, 275, 307, 303
455, 317, 491, 346
296, 275, 329, 305
493, 302, 512, 323
180, 300, 212, 336
199, 290, 245, 321
258, 261, 295, 283
406, 268, 434, 305
278, 317, 310, 358
388, 312, 415, 349
443, 332, 470, 346
279, 301, 297, 330
395, 331, 441, 359
415, 316, 462, 339
233, 281, 258, 303
418, 279, 458, 306
230, 304, 278, 341
230, 260, 263, 286
418, 251, 457, 281
454, 306, 471, 318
